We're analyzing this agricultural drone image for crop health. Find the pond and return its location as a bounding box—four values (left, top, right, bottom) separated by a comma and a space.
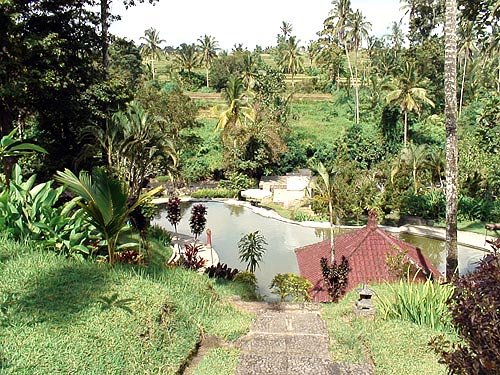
153, 201, 488, 299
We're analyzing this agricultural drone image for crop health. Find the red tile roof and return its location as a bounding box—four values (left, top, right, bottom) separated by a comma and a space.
295, 213, 442, 302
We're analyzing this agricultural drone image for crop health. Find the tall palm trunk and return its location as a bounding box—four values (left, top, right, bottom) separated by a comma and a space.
444, 0, 459, 279
403, 111, 408, 146
459, 57, 467, 117
343, 43, 358, 124
353, 48, 360, 124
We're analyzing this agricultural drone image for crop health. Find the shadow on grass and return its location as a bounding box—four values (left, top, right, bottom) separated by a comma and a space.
16, 262, 110, 325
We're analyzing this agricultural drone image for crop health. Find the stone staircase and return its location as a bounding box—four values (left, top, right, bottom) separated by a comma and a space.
235, 303, 373, 375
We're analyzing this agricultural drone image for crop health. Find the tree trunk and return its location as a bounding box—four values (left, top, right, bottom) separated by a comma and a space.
343, 43, 356, 124
354, 48, 360, 124
444, 0, 459, 279
101, 0, 110, 75
459, 56, 467, 117
329, 201, 334, 262
403, 111, 408, 146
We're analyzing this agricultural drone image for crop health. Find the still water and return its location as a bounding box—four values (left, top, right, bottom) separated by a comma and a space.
154, 201, 488, 298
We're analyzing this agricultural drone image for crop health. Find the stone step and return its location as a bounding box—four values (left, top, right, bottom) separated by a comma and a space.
251, 312, 328, 335
235, 353, 337, 375
238, 333, 331, 358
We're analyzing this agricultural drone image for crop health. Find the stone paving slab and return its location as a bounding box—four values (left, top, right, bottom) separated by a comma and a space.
239, 334, 331, 358
236, 353, 336, 375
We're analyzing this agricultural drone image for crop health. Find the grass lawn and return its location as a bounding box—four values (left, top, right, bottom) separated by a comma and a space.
0, 237, 254, 374
322, 285, 457, 375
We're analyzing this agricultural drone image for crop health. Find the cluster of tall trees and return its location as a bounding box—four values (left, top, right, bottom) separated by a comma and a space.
2, 0, 500, 275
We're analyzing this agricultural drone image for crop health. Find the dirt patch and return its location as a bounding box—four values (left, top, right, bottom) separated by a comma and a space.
182, 334, 230, 375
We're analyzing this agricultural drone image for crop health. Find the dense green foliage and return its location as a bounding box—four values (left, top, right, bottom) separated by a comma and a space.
431, 246, 500, 375
270, 273, 313, 302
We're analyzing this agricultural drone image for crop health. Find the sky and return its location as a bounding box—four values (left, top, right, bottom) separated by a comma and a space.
109, 0, 407, 51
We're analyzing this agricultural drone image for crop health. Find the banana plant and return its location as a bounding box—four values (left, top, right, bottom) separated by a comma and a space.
55, 168, 164, 264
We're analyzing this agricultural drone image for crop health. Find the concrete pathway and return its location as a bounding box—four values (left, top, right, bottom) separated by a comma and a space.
235, 303, 373, 375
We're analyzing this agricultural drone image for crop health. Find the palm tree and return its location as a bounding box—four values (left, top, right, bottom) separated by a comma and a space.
444, 0, 459, 279
387, 20, 405, 58
173, 43, 199, 73
279, 36, 304, 89
197, 35, 219, 88
386, 62, 435, 145
55, 168, 163, 265
458, 20, 478, 116
107, 102, 178, 197
306, 40, 319, 66
211, 76, 255, 148
345, 9, 372, 123
280, 21, 293, 40
140, 27, 165, 80
309, 162, 339, 261
322, 0, 361, 123
391, 143, 429, 194
241, 53, 259, 90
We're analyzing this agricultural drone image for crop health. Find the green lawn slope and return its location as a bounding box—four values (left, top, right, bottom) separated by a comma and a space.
0, 237, 253, 375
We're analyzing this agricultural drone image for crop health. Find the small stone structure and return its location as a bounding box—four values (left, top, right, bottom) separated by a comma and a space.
259, 169, 312, 208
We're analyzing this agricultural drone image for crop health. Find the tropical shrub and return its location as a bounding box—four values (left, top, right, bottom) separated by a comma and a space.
233, 271, 258, 293
320, 256, 350, 303
147, 224, 172, 247
190, 188, 238, 199
292, 210, 314, 222
218, 171, 256, 191
0, 164, 95, 258
270, 273, 313, 302
238, 231, 267, 273
189, 203, 207, 240
400, 189, 446, 220
177, 243, 206, 270
431, 244, 500, 374
55, 168, 163, 264
377, 278, 453, 331
165, 196, 181, 234
205, 263, 239, 280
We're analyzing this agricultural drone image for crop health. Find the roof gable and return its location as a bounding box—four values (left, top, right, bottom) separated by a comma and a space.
295, 215, 442, 302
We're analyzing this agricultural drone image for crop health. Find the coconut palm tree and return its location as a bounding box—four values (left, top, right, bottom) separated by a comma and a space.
241, 53, 259, 90
309, 162, 340, 261
322, 0, 361, 123
197, 35, 219, 87
211, 76, 255, 148
444, 0, 459, 279
279, 36, 304, 89
140, 27, 165, 80
391, 143, 429, 194
387, 20, 405, 58
173, 43, 199, 73
386, 62, 435, 145
280, 21, 293, 40
345, 9, 372, 123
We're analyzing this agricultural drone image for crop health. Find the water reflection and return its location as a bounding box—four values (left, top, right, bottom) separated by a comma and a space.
154, 201, 488, 298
